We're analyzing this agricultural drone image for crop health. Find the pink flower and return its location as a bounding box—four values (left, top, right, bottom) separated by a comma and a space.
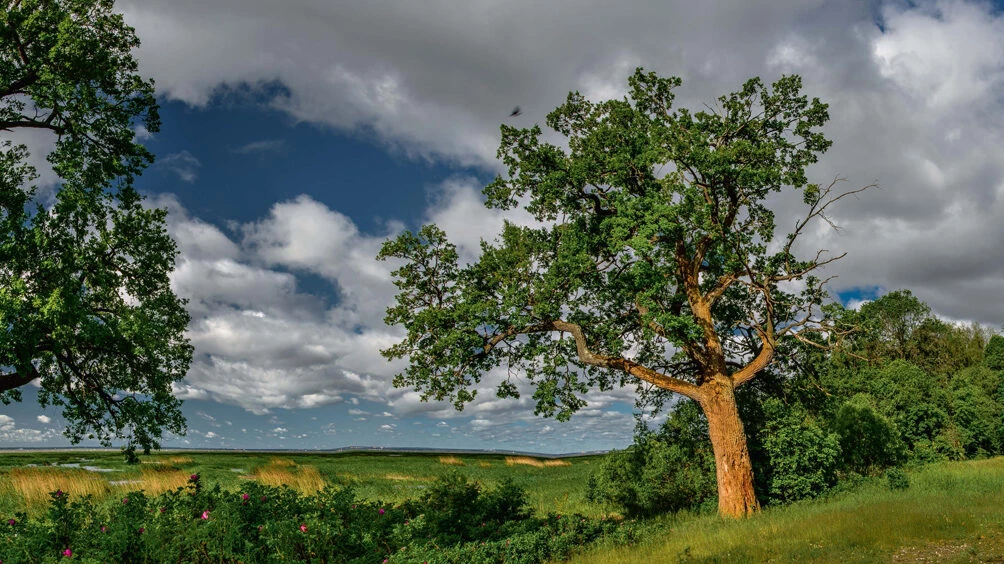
261, 496, 267, 502
122, 497, 129, 504
160, 507, 166, 513
7, 519, 14, 526
138, 527, 144, 534
55, 490, 63, 498
201, 510, 210, 520
242, 493, 250, 501
101, 526, 107, 533
189, 474, 200, 482
258, 525, 263, 531
378, 508, 385, 515
300, 524, 308, 532
62, 548, 72, 557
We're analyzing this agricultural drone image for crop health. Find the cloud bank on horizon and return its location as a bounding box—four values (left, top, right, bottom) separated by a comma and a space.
7, 0, 1004, 450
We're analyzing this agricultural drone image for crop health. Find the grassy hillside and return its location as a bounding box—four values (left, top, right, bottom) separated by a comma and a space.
570, 457, 1004, 563
0, 450, 604, 518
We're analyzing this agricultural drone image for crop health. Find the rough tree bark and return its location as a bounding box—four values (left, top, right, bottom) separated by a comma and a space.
697, 378, 760, 517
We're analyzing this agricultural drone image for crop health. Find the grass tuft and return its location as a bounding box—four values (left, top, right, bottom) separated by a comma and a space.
7, 468, 111, 515
138, 466, 191, 495
438, 456, 465, 466
253, 462, 325, 494
506, 456, 545, 467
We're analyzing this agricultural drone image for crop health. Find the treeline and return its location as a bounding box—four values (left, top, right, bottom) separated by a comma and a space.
588, 290, 1004, 516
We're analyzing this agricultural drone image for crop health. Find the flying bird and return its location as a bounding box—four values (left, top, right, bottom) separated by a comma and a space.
509, 106, 522, 117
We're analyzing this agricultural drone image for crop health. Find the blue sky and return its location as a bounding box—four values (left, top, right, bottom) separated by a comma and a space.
3, 0, 1004, 452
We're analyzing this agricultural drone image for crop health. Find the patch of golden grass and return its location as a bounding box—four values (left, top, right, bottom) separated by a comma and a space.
167, 456, 192, 465
505, 456, 545, 467
7, 468, 111, 514
268, 457, 296, 467
478, 461, 492, 468
138, 466, 191, 495
544, 459, 571, 467
254, 463, 325, 494
439, 456, 465, 466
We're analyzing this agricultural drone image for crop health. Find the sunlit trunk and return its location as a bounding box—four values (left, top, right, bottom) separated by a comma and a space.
699, 378, 760, 518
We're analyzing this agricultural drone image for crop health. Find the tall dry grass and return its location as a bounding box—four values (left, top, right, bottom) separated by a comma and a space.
7, 467, 111, 514
253, 462, 325, 494
505, 456, 570, 468
138, 466, 191, 495
438, 456, 465, 466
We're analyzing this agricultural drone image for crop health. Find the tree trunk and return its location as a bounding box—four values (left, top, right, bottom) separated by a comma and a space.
699, 378, 760, 518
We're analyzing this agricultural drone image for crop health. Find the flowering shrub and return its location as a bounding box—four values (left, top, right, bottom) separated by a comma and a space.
0, 472, 643, 563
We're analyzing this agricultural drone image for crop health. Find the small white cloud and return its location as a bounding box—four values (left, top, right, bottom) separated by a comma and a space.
0, 415, 14, 431
846, 298, 873, 311
378, 424, 396, 431
36, 415, 51, 424
272, 427, 288, 434
205, 431, 218, 439
134, 125, 153, 141
158, 150, 201, 183
233, 139, 286, 154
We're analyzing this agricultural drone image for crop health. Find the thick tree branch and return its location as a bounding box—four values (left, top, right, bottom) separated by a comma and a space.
0, 364, 39, 392
550, 319, 703, 400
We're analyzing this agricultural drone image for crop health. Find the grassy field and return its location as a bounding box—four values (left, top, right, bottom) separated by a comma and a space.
0, 450, 604, 519
6, 451, 1004, 563
569, 457, 1004, 563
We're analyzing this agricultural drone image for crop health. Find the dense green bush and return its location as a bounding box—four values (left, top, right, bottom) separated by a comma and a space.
396, 472, 532, 545
886, 467, 910, 491
833, 394, 904, 474
760, 399, 841, 504
586, 401, 716, 517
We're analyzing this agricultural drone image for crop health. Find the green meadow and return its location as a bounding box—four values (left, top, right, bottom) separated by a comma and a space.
0, 450, 604, 519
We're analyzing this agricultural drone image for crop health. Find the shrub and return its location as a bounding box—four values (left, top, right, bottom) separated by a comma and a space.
761, 399, 841, 504
886, 467, 910, 491
586, 401, 716, 517
833, 394, 904, 474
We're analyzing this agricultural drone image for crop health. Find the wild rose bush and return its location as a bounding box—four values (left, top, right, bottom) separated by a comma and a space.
0, 473, 641, 563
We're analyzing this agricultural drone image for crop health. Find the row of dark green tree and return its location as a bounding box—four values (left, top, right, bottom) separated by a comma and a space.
588, 290, 1004, 516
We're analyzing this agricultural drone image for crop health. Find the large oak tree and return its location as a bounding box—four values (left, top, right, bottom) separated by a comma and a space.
0, 0, 191, 458
379, 69, 865, 517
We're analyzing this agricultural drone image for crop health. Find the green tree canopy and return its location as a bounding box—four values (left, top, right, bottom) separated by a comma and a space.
379, 68, 866, 517
0, 0, 191, 457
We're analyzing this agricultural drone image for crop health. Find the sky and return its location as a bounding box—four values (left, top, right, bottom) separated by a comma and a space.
3, 0, 1004, 453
